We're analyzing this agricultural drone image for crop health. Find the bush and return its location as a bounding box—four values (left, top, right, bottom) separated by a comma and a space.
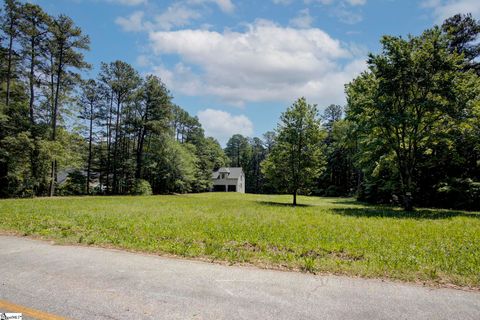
435, 178, 480, 210
132, 179, 152, 196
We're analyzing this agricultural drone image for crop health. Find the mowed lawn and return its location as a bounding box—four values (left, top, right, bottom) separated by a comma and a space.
0, 193, 479, 288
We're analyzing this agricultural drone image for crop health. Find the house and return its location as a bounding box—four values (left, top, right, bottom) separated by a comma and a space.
211, 167, 245, 193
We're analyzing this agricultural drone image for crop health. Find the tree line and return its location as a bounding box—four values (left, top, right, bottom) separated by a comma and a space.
223, 14, 480, 210
1, 0, 479, 211
0, 0, 227, 197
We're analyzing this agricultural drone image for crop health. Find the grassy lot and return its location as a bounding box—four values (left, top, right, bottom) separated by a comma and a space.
0, 193, 479, 288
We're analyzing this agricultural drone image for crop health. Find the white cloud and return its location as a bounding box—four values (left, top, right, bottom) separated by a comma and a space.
107, 0, 146, 5
151, 3, 201, 30
149, 20, 366, 106
332, 5, 363, 24
209, 0, 235, 13
187, 0, 235, 13
115, 11, 145, 32
197, 109, 254, 144
115, 0, 234, 33
421, 0, 480, 22
289, 8, 314, 28
136, 54, 152, 67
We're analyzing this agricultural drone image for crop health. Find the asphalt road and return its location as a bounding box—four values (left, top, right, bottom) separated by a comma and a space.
0, 235, 479, 320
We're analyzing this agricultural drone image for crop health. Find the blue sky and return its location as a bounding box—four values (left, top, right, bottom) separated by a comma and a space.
33, 0, 479, 144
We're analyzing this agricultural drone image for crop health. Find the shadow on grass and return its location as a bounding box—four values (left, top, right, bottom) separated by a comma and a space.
258, 201, 314, 208
331, 207, 480, 220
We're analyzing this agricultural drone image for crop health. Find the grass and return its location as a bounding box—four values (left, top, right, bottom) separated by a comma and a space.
0, 193, 479, 288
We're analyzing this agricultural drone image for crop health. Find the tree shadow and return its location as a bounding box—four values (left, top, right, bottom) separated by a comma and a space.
258, 201, 313, 208
327, 199, 368, 206
331, 207, 480, 220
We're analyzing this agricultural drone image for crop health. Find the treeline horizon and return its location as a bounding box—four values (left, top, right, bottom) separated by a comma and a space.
1, 0, 479, 210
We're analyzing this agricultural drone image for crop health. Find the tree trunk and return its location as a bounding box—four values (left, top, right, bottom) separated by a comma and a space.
49, 44, 64, 197
293, 190, 297, 206
6, 20, 14, 107
105, 91, 113, 194
112, 98, 121, 194
136, 129, 145, 179
402, 172, 414, 211
136, 103, 148, 180
28, 34, 40, 194
29, 34, 36, 125
86, 103, 93, 194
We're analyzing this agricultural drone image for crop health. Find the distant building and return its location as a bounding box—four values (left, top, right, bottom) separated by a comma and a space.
211, 167, 245, 193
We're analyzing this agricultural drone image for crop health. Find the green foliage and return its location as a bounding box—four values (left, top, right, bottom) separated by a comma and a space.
442, 13, 480, 73
147, 138, 197, 194
262, 97, 326, 204
224, 134, 267, 193
131, 179, 152, 196
435, 178, 480, 210
346, 26, 480, 210
1, 0, 479, 214
57, 170, 86, 196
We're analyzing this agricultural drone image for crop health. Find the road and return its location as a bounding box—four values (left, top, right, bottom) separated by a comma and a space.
0, 235, 479, 320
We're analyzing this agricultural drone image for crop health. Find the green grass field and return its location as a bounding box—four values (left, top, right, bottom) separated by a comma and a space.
0, 193, 479, 288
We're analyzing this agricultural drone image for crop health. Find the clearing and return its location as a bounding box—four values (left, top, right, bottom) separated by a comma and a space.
0, 193, 479, 288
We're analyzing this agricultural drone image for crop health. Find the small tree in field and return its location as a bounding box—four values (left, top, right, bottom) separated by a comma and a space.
262, 97, 326, 206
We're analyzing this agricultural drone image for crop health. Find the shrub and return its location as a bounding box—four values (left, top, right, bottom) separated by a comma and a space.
435, 178, 480, 210
132, 179, 152, 196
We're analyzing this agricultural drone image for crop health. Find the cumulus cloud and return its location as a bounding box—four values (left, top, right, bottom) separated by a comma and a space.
115, 0, 234, 32
289, 8, 314, 28
149, 20, 366, 106
197, 109, 254, 144
422, 0, 480, 22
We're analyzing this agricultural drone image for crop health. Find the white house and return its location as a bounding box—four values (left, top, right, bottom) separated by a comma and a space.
211, 167, 245, 193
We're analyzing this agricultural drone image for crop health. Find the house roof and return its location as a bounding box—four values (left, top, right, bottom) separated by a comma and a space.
212, 167, 243, 179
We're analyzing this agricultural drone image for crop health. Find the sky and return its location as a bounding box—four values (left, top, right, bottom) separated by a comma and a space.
32, 0, 480, 145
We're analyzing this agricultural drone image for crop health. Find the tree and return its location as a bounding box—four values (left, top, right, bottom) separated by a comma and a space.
346, 28, 477, 210
263, 131, 276, 153
135, 75, 171, 180
249, 137, 266, 193
148, 138, 197, 194
225, 134, 250, 168
98, 60, 140, 193
18, 3, 50, 192
78, 79, 102, 194
442, 13, 480, 74
262, 97, 326, 205
1, 0, 21, 108
317, 105, 359, 196
48, 14, 90, 196
19, 3, 49, 127
321, 104, 343, 135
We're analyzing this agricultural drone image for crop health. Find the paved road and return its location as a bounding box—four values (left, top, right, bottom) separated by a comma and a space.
0, 236, 479, 320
